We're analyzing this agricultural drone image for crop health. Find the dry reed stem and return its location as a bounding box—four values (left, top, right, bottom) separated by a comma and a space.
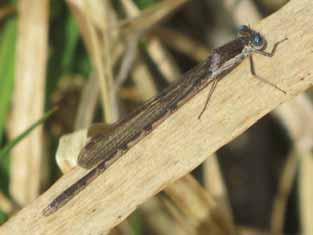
74, 75, 99, 130
139, 197, 188, 235
154, 26, 209, 61
67, 0, 108, 119
115, 34, 140, 89
121, 0, 184, 83
67, 0, 119, 123
223, 0, 261, 24
131, 59, 158, 100
299, 151, 313, 235
275, 96, 313, 235
161, 195, 198, 235
101, 1, 119, 122
8, 0, 49, 205
118, 0, 184, 104
270, 151, 297, 235
1, 0, 313, 234
119, 0, 188, 38
70, 0, 187, 122
203, 155, 235, 231
272, 96, 313, 234
164, 175, 235, 234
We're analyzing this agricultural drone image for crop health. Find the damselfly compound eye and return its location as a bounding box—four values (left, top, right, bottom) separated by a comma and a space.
238, 25, 250, 36
251, 33, 265, 50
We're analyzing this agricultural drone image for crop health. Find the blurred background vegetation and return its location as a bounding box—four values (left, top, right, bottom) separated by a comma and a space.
1, 0, 311, 234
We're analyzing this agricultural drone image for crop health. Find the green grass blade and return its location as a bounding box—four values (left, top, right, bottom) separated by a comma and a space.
61, 15, 80, 72
0, 18, 17, 145
0, 107, 57, 159
135, 0, 158, 9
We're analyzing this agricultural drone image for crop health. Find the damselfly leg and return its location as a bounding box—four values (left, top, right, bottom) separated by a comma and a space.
198, 78, 219, 119
248, 38, 288, 94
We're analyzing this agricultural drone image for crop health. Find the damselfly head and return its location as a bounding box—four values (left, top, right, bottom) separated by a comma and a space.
250, 32, 266, 50
238, 25, 267, 51
238, 25, 252, 36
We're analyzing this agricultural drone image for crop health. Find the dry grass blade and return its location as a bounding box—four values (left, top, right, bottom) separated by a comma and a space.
140, 197, 189, 235
67, 0, 119, 123
270, 151, 297, 235
8, 0, 49, 205
101, 1, 119, 121
146, 37, 181, 82
223, 0, 261, 24
203, 155, 234, 230
1, 0, 313, 234
154, 26, 209, 61
274, 96, 313, 234
121, 0, 182, 83
115, 34, 140, 89
299, 151, 313, 235
68, 0, 188, 123
119, 0, 189, 36
164, 175, 235, 234
161, 194, 196, 235
74, 75, 99, 130
130, 56, 158, 101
